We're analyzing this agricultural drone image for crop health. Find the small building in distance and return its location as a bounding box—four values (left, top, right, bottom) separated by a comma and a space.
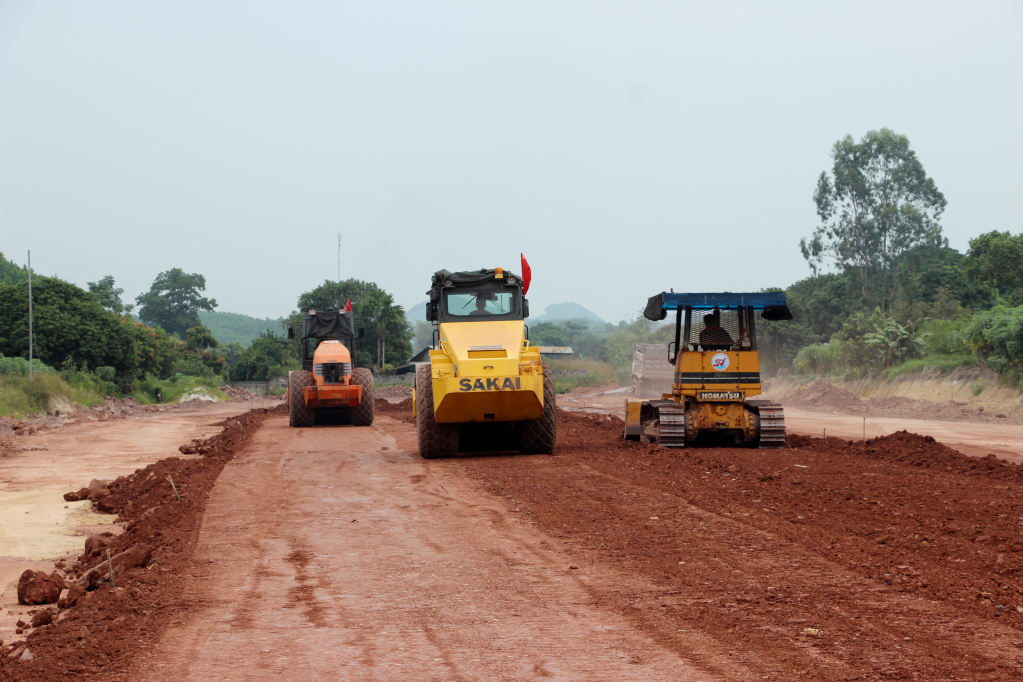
538, 346, 574, 360
394, 347, 433, 375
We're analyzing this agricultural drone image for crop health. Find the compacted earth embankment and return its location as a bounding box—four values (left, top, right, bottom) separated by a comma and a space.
0, 405, 284, 681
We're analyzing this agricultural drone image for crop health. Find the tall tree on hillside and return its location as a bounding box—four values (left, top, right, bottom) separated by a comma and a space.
136, 268, 217, 338
88, 275, 134, 315
800, 128, 947, 312
296, 279, 412, 368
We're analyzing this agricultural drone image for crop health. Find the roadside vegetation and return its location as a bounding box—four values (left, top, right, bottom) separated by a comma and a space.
0, 256, 413, 417
545, 359, 617, 394
779, 129, 1023, 389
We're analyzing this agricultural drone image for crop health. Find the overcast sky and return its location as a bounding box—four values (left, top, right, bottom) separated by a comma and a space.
2, 1, 1021, 323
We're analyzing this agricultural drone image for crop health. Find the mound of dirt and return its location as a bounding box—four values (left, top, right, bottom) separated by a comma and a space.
784, 378, 864, 412
376, 384, 413, 402
374, 397, 414, 424
0, 404, 286, 679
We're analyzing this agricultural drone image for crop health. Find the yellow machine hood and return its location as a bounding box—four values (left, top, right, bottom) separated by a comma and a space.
439, 321, 525, 363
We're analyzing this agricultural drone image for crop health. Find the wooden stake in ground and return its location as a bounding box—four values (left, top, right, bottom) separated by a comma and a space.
863, 417, 866, 447
167, 474, 181, 501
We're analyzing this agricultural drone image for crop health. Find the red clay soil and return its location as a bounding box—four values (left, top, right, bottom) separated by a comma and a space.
0, 405, 285, 682
457, 409, 1023, 681
8, 400, 1023, 680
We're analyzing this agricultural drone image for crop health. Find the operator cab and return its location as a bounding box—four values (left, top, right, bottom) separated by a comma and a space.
427, 268, 529, 324
643, 292, 792, 363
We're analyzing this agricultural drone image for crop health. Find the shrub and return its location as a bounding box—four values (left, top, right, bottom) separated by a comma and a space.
94, 366, 116, 382
793, 341, 842, 376
0, 354, 56, 377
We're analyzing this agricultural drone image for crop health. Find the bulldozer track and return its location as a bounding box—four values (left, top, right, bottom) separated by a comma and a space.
754, 401, 785, 448
655, 403, 687, 447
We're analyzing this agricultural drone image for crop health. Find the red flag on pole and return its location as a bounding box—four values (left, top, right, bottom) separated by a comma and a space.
520, 253, 531, 295
344, 298, 352, 312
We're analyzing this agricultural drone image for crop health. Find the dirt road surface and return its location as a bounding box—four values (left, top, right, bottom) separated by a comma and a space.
131, 415, 716, 681
5, 398, 1023, 681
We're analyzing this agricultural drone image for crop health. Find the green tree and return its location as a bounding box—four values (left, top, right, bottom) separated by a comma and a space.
963, 231, 1023, 295
863, 310, 929, 367
87, 275, 134, 314
184, 325, 219, 352
361, 288, 407, 368
0, 277, 133, 373
296, 279, 412, 368
136, 268, 217, 337
230, 331, 298, 381
173, 324, 225, 376
0, 253, 30, 286
800, 128, 947, 310
220, 341, 246, 371
530, 322, 569, 347
757, 288, 822, 377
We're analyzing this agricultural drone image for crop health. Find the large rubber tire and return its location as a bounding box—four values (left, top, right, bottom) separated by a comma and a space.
416, 364, 458, 459
517, 364, 556, 454
288, 371, 315, 427
349, 368, 375, 426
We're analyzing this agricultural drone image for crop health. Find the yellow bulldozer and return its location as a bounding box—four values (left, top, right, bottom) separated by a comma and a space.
624, 292, 792, 448
413, 266, 556, 458
286, 309, 375, 427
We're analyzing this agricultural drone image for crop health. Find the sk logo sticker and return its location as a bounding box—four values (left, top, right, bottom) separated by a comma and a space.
711, 352, 730, 371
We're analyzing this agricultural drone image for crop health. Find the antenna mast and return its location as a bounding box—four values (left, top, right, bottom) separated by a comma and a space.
27, 251, 33, 382
337, 233, 342, 282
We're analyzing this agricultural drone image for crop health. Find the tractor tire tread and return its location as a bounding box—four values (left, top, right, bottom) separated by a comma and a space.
349, 368, 375, 426
517, 364, 557, 454
288, 371, 315, 427
416, 364, 458, 459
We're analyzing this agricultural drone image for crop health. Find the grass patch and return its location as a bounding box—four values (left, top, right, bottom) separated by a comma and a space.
0, 372, 115, 417
133, 375, 229, 404
882, 354, 977, 381
545, 359, 618, 394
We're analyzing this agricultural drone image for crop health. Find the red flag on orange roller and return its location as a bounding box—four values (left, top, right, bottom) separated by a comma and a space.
520, 253, 531, 295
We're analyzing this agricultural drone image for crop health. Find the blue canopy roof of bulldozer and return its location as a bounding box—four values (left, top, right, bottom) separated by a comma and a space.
643, 292, 792, 322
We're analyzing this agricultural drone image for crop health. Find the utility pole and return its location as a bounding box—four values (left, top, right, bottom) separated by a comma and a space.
337, 233, 342, 282
27, 250, 33, 382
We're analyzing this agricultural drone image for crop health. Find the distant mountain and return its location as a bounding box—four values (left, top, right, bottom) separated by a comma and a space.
533, 302, 604, 324
198, 311, 285, 347
405, 301, 428, 325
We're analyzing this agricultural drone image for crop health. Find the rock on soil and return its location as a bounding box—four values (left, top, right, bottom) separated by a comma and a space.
178, 388, 217, 403
17, 571, 64, 605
